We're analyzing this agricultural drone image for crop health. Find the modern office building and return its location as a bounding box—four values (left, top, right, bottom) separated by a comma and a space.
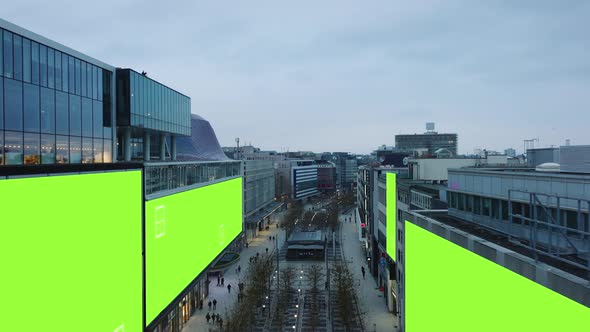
275, 159, 319, 200
0, 18, 244, 332
321, 152, 358, 188
1, 18, 115, 165
375, 145, 411, 167
395, 124, 458, 157
292, 160, 319, 200
505, 147, 516, 157
316, 159, 337, 192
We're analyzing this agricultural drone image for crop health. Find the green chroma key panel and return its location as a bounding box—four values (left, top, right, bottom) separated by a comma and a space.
145, 177, 243, 324
405, 220, 590, 332
0, 170, 143, 332
386, 172, 397, 260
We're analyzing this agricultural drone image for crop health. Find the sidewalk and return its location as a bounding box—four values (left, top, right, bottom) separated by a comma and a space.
339, 210, 398, 332
181, 213, 287, 332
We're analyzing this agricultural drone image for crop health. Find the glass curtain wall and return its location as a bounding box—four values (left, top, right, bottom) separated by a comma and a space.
0, 27, 112, 165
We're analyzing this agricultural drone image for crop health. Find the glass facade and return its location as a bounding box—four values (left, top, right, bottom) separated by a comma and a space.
144, 161, 241, 196
0, 27, 113, 165
118, 69, 191, 136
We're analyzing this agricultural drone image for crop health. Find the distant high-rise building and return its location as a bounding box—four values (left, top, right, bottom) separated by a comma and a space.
504, 148, 516, 157
395, 130, 458, 157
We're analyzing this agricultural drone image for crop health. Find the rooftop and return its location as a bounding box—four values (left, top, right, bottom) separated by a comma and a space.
415, 210, 589, 280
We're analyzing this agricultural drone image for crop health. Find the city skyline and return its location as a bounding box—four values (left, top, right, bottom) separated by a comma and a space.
3, 1, 589, 154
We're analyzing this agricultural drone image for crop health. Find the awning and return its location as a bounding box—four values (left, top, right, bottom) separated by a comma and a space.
245, 201, 284, 224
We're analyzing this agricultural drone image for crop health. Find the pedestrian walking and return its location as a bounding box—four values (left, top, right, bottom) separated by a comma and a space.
238, 265, 241, 274
265, 247, 269, 254
227, 284, 232, 293
212, 313, 217, 323
219, 317, 224, 328
208, 300, 212, 310
206, 312, 211, 324
213, 299, 217, 310
200, 298, 203, 310
269, 235, 272, 241
221, 277, 224, 286
246, 241, 249, 248
217, 275, 220, 286
361, 266, 366, 280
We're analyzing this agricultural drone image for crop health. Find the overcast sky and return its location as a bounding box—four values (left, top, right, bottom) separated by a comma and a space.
4, 1, 589, 154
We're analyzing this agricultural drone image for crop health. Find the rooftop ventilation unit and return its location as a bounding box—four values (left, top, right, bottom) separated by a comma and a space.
535, 162, 560, 172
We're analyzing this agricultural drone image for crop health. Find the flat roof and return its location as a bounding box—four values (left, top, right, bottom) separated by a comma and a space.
449, 167, 590, 179
287, 230, 324, 243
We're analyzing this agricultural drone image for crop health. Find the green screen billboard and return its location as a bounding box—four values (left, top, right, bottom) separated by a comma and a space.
386, 172, 397, 260
0, 171, 143, 332
145, 177, 243, 324
405, 220, 590, 331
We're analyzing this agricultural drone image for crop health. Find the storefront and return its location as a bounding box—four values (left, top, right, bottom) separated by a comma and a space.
148, 276, 208, 332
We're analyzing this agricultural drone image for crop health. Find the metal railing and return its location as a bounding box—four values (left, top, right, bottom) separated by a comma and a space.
508, 189, 590, 276
144, 160, 241, 196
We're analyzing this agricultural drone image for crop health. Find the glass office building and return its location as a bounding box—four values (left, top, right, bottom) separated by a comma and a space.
0, 19, 115, 165
116, 69, 191, 161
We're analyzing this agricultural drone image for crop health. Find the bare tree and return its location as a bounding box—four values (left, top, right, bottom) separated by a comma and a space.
221, 253, 275, 332
308, 264, 324, 331
331, 262, 363, 331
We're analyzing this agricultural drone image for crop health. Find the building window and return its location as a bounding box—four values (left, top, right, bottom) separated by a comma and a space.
0, 130, 3, 165
3, 30, 13, 78
93, 100, 103, 138
22, 38, 31, 82
81, 98, 93, 137
492, 199, 500, 219
501, 200, 508, 220
41, 134, 55, 164
69, 136, 81, 163
24, 132, 40, 164
31, 41, 39, 84
4, 78, 23, 131
81, 137, 93, 163
93, 138, 103, 163
23, 83, 40, 132
458, 193, 465, 211
68, 56, 74, 93
69, 94, 81, 136
39, 44, 47, 87
13, 34, 22, 81
41, 87, 55, 134
0, 78, 4, 129
4, 130, 23, 164
55, 135, 68, 163
81, 61, 87, 97
467, 195, 474, 213
483, 198, 491, 217
55, 51, 62, 90
61, 52, 68, 92
474, 196, 481, 215
55, 91, 69, 135
75, 58, 81, 95
47, 48, 55, 89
